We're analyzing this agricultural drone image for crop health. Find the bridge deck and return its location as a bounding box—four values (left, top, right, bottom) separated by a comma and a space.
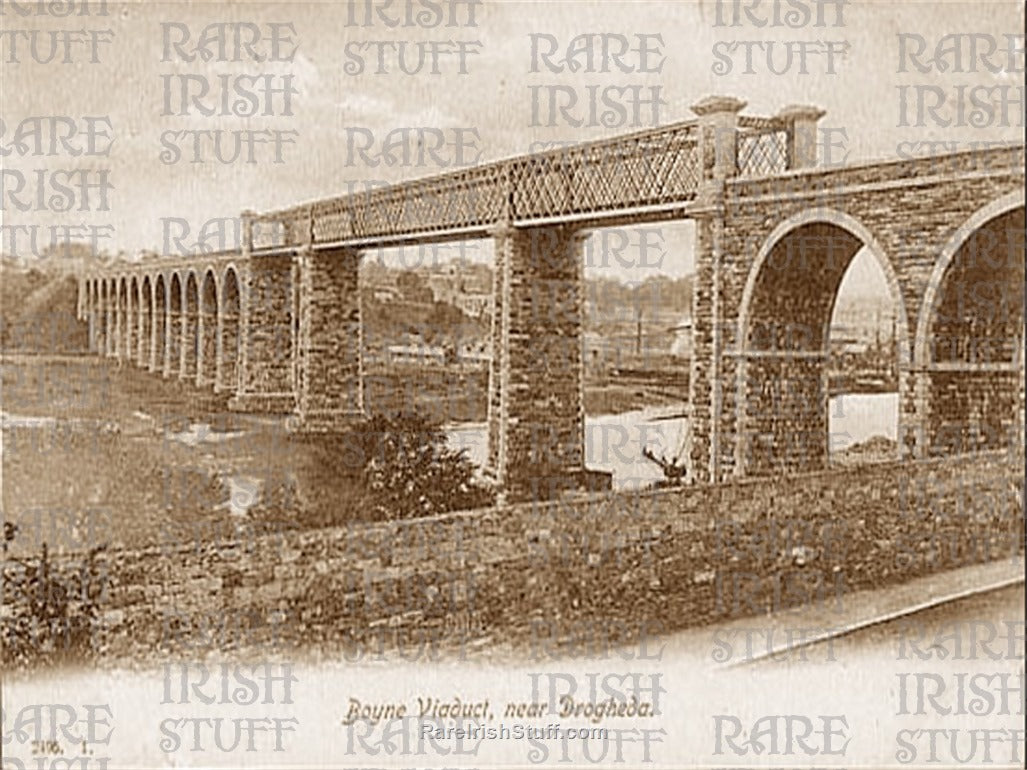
254, 116, 710, 251
82, 127, 1024, 274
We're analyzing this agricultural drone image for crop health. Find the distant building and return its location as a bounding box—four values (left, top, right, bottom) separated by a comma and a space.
455, 292, 491, 318
387, 342, 446, 366
371, 286, 400, 303
669, 317, 692, 358
426, 263, 493, 317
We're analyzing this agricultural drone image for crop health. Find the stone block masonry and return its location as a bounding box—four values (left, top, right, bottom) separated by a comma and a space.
486, 224, 593, 500
292, 248, 363, 430
10, 450, 1021, 665
230, 258, 296, 414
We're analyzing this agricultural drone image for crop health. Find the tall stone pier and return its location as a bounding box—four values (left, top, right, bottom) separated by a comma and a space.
686, 95, 746, 484
229, 256, 296, 414
486, 223, 590, 500
290, 247, 364, 431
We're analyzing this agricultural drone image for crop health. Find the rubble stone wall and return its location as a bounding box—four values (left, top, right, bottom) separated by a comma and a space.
6, 450, 1021, 665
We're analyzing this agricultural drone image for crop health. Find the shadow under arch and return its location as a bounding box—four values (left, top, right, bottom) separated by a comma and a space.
732, 208, 911, 477
199, 268, 219, 386
913, 189, 1026, 369
912, 190, 1025, 457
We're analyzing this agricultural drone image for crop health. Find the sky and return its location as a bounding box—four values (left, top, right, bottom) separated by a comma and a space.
4, 0, 1024, 296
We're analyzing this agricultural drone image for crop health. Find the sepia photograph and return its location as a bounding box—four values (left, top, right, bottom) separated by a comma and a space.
1, 0, 1024, 767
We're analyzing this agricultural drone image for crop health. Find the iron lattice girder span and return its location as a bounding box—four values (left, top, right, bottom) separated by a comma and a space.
253, 117, 790, 249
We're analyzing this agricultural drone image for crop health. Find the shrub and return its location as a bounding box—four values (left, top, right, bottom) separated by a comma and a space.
1, 530, 108, 670
294, 411, 495, 524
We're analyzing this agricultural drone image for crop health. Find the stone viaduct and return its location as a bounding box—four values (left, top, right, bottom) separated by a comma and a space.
79, 96, 1026, 499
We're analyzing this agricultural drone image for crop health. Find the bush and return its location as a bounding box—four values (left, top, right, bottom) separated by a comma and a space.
1, 529, 108, 670
295, 412, 495, 524
356, 412, 495, 519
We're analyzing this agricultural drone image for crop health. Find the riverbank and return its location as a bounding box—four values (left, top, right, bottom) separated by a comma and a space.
2, 356, 901, 555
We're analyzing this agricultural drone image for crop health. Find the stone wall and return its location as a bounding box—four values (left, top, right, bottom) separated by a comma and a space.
5, 451, 1021, 665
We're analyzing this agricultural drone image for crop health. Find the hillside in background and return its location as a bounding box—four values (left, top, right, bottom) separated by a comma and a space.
0, 251, 695, 359
1, 259, 89, 353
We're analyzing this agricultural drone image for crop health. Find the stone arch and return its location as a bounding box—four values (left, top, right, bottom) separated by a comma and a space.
914, 189, 1026, 367
733, 208, 909, 476
737, 208, 911, 360
94, 281, 106, 355
198, 268, 219, 387
127, 276, 139, 364
182, 271, 200, 379
913, 190, 1025, 456
116, 276, 128, 359
218, 265, 242, 393
139, 276, 152, 368
154, 274, 168, 374
168, 272, 183, 377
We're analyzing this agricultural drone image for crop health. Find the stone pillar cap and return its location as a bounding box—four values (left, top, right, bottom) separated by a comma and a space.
691, 95, 747, 117
776, 104, 826, 122
488, 219, 518, 237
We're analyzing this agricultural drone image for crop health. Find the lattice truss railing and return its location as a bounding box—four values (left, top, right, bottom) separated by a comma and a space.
736, 116, 789, 177
254, 120, 703, 249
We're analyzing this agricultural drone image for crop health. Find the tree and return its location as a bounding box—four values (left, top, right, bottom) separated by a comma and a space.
317, 412, 495, 521
396, 271, 433, 304
1, 533, 107, 670
361, 413, 493, 519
